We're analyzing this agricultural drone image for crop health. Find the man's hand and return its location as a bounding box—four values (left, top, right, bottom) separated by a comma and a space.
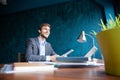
50, 55, 59, 62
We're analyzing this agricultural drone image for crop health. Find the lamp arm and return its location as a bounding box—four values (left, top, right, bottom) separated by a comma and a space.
85, 33, 97, 58
85, 33, 95, 47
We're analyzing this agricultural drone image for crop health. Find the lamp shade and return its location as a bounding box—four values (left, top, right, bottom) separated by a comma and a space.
77, 31, 87, 43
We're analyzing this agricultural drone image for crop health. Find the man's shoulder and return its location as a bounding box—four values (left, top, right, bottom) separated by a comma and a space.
26, 37, 38, 42
27, 37, 38, 40
46, 41, 51, 46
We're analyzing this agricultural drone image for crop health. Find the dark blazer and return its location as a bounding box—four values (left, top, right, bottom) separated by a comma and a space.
25, 37, 56, 61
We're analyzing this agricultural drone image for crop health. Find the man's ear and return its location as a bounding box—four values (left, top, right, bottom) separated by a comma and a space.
38, 30, 41, 33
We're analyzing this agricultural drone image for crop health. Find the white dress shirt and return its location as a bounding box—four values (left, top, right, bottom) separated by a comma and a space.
38, 37, 50, 61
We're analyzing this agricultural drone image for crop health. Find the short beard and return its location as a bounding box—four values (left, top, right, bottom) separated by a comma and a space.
40, 34, 48, 38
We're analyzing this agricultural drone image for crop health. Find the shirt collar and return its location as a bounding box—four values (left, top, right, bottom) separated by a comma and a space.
38, 37, 46, 44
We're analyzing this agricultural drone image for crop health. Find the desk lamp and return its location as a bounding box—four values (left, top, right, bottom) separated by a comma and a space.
77, 31, 98, 58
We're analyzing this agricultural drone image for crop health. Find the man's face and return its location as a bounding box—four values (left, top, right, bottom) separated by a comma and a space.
39, 26, 50, 38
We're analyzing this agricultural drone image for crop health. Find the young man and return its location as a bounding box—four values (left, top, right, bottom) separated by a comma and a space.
25, 23, 59, 62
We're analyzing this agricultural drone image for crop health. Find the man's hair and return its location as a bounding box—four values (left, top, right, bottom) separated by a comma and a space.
38, 23, 51, 30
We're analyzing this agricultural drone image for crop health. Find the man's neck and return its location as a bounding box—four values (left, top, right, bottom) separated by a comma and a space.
39, 36, 46, 41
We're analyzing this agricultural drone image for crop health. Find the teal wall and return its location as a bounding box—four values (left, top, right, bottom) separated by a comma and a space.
96, 0, 115, 21
0, 0, 70, 15
0, 0, 113, 63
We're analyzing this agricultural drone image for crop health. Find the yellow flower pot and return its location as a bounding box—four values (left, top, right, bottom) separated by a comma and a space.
96, 27, 120, 76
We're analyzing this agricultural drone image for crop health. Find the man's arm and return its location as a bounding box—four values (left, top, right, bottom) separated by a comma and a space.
45, 42, 59, 61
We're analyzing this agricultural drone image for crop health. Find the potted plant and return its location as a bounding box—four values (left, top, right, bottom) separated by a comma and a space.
92, 14, 120, 76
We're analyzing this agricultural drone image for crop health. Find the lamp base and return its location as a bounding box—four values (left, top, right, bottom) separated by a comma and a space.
84, 46, 97, 57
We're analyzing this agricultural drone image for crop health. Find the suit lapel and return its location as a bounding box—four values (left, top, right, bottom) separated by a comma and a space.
35, 38, 40, 54
45, 42, 49, 55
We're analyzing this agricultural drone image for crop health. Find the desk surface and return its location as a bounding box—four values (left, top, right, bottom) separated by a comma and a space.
0, 63, 120, 80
